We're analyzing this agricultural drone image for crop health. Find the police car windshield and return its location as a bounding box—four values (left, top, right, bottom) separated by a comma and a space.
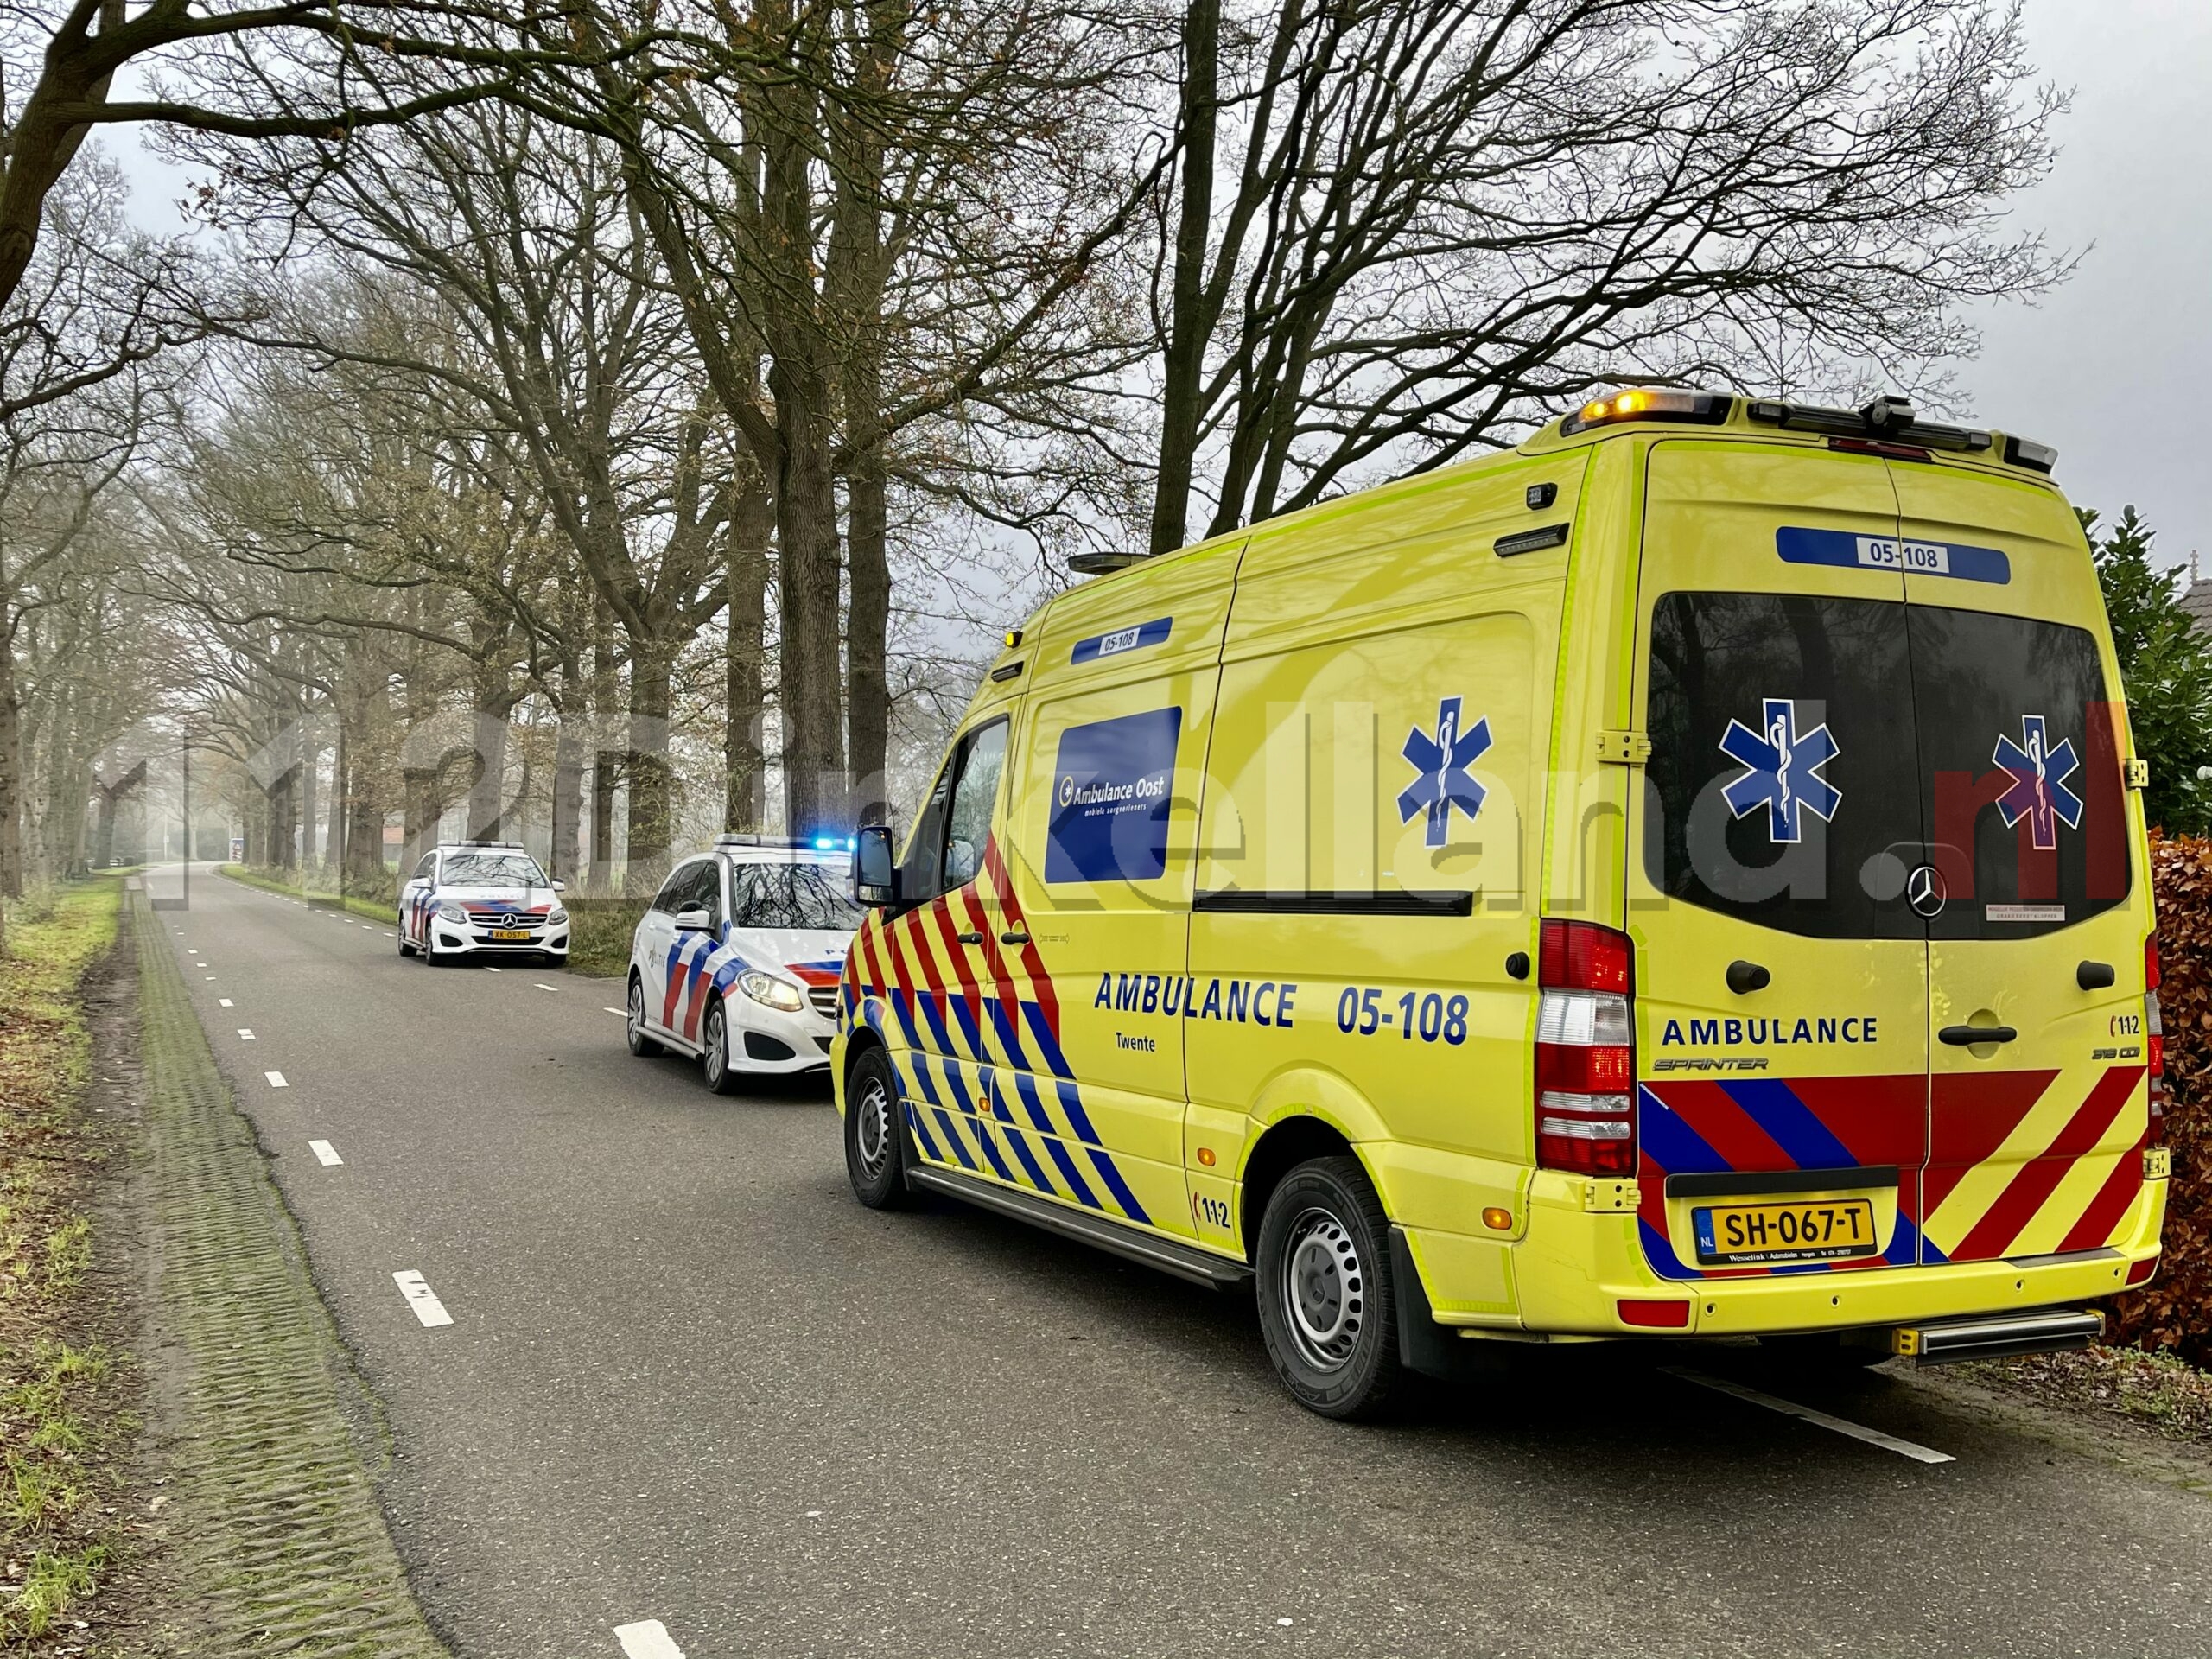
441, 853, 544, 887
731, 861, 862, 931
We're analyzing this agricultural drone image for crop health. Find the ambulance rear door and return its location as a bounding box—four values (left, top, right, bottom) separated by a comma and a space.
1630, 442, 1932, 1281
1893, 465, 2152, 1267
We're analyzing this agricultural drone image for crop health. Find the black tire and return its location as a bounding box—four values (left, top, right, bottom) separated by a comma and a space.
702, 1001, 744, 1096
418, 928, 438, 966
842, 1046, 913, 1209
1255, 1155, 1405, 1421
626, 972, 664, 1058
397, 928, 415, 957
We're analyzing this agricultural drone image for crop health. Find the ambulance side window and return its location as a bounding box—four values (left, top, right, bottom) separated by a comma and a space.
907, 717, 1009, 899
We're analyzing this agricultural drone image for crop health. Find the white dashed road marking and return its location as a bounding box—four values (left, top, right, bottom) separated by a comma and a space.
1662, 1368, 1955, 1465
604, 1007, 626, 1016
485, 966, 502, 973
219, 998, 233, 1007
264, 1071, 289, 1088
237, 1028, 256, 1040
614, 1621, 686, 1659
393, 1271, 453, 1328
309, 1140, 342, 1166
534, 982, 558, 993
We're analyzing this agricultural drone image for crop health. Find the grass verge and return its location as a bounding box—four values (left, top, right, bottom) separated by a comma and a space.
129, 886, 449, 1656
0, 876, 128, 1643
219, 863, 397, 925
1963, 1344, 2212, 1447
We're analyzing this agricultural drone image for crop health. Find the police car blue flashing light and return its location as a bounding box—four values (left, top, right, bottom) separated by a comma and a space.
398, 842, 569, 965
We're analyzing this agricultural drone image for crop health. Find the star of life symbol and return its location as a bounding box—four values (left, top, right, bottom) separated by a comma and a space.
1397, 696, 1491, 848
1719, 697, 1840, 844
1993, 714, 2082, 851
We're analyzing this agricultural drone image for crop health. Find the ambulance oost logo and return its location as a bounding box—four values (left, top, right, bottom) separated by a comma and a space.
1719, 696, 1840, 845
1397, 696, 1490, 849
1993, 713, 2083, 851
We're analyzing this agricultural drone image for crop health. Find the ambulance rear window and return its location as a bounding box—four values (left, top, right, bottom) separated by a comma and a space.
1908, 606, 2129, 937
1644, 593, 2133, 940
1643, 592, 1924, 940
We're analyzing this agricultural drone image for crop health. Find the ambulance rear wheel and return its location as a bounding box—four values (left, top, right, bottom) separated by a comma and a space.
626, 973, 664, 1058
844, 1047, 914, 1209
1255, 1156, 1404, 1421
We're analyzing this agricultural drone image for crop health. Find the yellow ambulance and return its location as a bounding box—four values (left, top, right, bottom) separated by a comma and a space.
834, 390, 2167, 1419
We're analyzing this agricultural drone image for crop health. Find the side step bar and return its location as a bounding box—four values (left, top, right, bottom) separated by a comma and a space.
906, 1164, 1253, 1291
1891, 1306, 2102, 1365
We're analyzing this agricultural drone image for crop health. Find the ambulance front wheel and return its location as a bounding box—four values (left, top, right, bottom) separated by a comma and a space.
1255, 1156, 1405, 1421
844, 1047, 915, 1209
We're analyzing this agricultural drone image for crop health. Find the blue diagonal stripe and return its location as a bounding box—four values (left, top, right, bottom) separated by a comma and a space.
1084, 1147, 1150, 1225
1636, 1086, 1730, 1174
1716, 1079, 1858, 1172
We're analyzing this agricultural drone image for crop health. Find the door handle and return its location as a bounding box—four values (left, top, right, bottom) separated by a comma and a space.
1000, 931, 1030, 946
2076, 960, 2115, 990
1939, 1024, 2018, 1046
955, 931, 985, 946
1726, 959, 1770, 995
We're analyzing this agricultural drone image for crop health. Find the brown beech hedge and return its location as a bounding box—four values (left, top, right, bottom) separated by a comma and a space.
2108, 836, 2212, 1362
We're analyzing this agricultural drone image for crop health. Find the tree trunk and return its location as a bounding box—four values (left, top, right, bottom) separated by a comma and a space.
625, 639, 677, 897
0, 635, 27, 899
1149, 0, 1221, 559
774, 413, 846, 836
590, 604, 620, 893
467, 657, 512, 841
726, 480, 771, 835
298, 734, 319, 871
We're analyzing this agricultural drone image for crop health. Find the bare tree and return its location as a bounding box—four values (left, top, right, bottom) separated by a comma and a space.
1145, 0, 2068, 549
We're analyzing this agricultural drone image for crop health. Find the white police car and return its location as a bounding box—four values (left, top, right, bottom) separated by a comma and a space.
625, 835, 859, 1092
398, 841, 570, 965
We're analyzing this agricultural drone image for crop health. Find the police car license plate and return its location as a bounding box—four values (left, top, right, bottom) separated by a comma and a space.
1693, 1198, 1877, 1266
490, 928, 531, 940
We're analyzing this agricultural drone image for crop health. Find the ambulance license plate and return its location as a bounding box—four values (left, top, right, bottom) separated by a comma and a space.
490, 928, 531, 940
1693, 1198, 1877, 1266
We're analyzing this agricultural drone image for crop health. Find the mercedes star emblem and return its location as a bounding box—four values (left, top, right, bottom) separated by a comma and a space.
1906, 863, 1946, 918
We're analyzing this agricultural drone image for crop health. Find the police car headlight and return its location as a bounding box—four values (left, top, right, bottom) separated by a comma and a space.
435, 902, 466, 922
548, 907, 568, 925
738, 969, 805, 1013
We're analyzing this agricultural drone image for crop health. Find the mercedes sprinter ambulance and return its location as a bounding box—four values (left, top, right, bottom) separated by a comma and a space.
834, 391, 2167, 1419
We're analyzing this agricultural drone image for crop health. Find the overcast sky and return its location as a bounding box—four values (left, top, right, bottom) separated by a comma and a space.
1960, 0, 2212, 572
106, 0, 2212, 575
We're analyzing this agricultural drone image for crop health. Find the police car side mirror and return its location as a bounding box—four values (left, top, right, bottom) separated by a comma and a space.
550, 879, 567, 893
673, 907, 713, 932
854, 824, 899, 907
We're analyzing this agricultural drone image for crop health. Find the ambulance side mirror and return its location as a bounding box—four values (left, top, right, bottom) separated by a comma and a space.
854, 825, 899, 907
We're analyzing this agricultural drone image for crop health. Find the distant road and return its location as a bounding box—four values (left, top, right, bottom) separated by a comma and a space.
141, 861, 2212, 1659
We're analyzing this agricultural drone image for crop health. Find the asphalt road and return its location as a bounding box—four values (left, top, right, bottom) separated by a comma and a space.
143, 861, 2212, 1659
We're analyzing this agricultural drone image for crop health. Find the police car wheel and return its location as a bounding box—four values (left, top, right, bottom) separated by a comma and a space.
843, 1047, 913, 1209
626, 973, 664, 1058
702, 1001, 744, 1096
418, 931, 438, 966
1255, 1156, 1404, 1421
397, 929, 414, 957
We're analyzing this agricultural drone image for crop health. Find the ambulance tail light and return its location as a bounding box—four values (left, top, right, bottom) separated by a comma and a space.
1535, 920, 1637, 1176
2146, 936, 2167, 1145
